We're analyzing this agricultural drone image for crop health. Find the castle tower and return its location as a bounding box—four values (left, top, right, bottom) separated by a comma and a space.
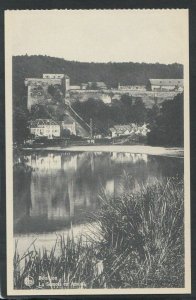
25, 74, 70, 111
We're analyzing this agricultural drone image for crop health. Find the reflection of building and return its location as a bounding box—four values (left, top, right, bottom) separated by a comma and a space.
111, 152, 148, 163
20, 151, 153, 231
29, 119, 60, 139
146, 79, 183, 92
26, 153, 62, 171
62, 154, 78, 172
30, 171, 74, 221
24, 153, 96, 225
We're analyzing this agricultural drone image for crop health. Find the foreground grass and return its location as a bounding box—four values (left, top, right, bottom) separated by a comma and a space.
14, 177, 184, 289
14, 234, 103, 289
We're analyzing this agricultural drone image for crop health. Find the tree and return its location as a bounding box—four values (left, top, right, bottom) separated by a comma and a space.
48, 84, 64, 102
131, 98, 147, 124
147, 104, 160, 125
61, 128, 71, 138
90, 82, 98, 90
13, 106, 30, 143
147, 93, 183, 146
120, 94, 133, 107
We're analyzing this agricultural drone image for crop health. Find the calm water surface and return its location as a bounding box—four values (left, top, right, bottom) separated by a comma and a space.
14, 151, 183, 238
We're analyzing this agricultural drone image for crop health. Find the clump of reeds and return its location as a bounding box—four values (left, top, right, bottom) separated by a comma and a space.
90, 177, 184, 288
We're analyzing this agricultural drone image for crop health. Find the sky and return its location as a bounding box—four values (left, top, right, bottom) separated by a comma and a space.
6, 9, 188, 64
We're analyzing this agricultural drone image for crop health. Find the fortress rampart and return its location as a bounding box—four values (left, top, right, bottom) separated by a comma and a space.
69, 89, 181, 108
25, 74, 182, 111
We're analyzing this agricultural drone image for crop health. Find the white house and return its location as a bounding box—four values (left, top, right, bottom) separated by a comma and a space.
29, 119, 60, 139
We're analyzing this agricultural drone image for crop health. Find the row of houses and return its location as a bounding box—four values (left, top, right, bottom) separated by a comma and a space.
109, 123, 150, 138
28, 118, 150, 140
70, 79, 184, 92
72, 79, 184, 92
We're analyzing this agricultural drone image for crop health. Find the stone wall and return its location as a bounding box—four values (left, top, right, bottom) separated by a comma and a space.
69, 89, 182, 108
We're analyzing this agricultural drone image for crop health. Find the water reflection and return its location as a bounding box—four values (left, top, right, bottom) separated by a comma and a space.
14, 151, 183, 234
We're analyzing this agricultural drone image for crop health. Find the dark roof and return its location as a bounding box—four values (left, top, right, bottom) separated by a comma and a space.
43, 74, 70, 79
149, 79, 183, 86
62, 120, 75, 125
110, 124, 137, 133
29, 119, 59, 127
87, 81, 107, 87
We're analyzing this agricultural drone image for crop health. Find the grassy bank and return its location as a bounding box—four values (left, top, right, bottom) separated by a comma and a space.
14, 177, 184, 289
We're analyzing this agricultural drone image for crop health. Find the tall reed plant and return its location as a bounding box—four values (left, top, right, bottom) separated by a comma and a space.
89, 177, 184, 288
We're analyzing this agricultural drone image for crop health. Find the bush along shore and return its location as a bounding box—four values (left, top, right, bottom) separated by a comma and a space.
14, 177, 184, 289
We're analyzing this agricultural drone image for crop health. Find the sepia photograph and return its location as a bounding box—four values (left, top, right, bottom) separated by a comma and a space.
5, 9, 190, 295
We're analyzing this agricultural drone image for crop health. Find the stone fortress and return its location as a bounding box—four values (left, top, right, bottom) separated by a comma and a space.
25, 74, 70, 111
25, 73, 184, 112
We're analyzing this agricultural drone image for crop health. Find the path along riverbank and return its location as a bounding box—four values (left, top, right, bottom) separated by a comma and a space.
22, 145, 184, 158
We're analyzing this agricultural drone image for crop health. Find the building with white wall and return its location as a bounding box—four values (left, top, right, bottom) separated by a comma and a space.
29, 119, 60, 139
146, 79, 183, 92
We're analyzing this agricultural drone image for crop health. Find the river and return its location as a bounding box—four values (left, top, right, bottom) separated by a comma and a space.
13, 150, 183, 254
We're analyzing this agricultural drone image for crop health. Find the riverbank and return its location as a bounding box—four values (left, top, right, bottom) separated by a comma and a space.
22, 145, 184, 157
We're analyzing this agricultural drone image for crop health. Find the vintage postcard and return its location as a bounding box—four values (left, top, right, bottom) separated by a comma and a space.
5, 9, 190, 296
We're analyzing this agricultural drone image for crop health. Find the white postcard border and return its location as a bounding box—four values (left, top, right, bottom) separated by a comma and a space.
5, 9, 191, 296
